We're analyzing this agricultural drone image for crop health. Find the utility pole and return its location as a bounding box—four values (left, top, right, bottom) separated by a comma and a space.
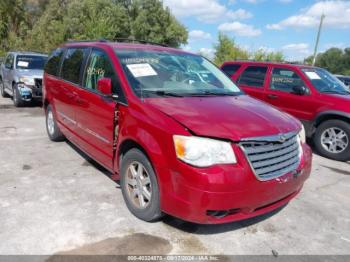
312, 14, 325, 66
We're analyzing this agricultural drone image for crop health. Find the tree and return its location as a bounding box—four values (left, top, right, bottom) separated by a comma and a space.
213, 32, 249, 65
1, 0, 188, 55
252, 48, 284, 62
305, 47, 350, 75
129, 0, 188, 47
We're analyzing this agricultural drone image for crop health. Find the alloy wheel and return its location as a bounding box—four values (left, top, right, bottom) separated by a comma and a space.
321, 127, 349, 154
47, 110, 55, 136
126, 161, 152, 209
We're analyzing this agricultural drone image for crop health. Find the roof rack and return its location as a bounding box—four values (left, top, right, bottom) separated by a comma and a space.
9, 50, 47, 55
115, 38, 169, 47
67, 39, 109, 43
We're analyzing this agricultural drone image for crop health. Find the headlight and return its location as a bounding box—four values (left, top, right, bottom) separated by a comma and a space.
19, 77, 35, 86
173, 135, 236, 167
299, 125, 306, 144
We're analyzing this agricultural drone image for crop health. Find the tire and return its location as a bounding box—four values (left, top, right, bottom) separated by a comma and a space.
13, 84, 25, 107
314, 120, 350, 161
120, 148, 163, 222
46, 105, 65, 141
0, 78, 9, 98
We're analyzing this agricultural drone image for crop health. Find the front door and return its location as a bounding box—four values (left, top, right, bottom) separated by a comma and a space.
3, 54, 14, 92
74, 48, 123, 170
265, 66, 320, 121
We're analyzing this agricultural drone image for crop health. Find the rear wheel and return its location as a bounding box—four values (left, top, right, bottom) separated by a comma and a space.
0, 78, 9, 98
120, 148, 163, 222
46, 105, 65, 141
314, 120, 350, 161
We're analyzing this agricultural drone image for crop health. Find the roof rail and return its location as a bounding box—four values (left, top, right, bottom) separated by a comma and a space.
115, 38, 169, 47
9, 50, 47, 55
67, 39, 109, 43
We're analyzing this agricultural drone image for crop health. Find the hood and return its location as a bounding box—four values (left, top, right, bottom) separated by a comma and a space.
16, 69, 44, 79
145, 95, 301, 141
320, 93, 350, 103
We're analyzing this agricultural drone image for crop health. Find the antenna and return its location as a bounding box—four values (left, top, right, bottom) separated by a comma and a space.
312, 14, 325, 66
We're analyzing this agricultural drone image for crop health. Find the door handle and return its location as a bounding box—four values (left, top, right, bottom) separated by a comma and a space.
267, 94, 278, 99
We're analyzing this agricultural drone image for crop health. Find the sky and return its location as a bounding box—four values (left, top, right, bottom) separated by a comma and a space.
163, 0, 350, 61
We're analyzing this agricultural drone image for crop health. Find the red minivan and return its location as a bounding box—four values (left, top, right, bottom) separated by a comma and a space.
43, 41, 312, 224
222, 61, 350, 161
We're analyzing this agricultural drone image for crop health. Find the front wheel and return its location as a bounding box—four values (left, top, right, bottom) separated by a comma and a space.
46, 105, 65, 141
13, 84, 25, 107
120, 149, 163, 222
314, 120, 350, 161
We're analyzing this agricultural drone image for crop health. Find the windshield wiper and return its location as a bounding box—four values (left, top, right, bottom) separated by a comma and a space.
186, 91, 237, 97
143, 90, 184, 97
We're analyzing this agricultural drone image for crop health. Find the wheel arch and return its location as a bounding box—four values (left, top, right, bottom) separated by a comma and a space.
118, 139, 151, 167
314, 111, 350, 127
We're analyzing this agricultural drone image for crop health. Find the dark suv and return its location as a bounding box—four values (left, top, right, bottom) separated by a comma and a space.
221, 61, 350, 161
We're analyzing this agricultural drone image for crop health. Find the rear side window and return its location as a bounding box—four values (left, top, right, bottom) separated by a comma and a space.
270, 68, 305, 93
221, 64, 241, 76
45, 48, 64, 76
238, 66, 267, 87
61, 48, 89, 84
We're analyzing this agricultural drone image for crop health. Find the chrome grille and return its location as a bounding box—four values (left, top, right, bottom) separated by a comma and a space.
34, 79, 42, 89
240, 131, 301, 181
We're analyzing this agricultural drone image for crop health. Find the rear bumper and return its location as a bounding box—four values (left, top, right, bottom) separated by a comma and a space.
159, 144, 312, 224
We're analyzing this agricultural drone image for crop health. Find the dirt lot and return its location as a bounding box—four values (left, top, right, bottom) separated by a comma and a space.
0, 96, 349, 257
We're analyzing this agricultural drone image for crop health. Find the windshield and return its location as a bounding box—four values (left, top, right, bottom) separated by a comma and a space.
302, 68, 349, 95
115, 49, 242, 98
16, 55, 47, 70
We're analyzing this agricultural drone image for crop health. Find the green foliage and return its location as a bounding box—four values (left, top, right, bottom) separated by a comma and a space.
0, 0, 188, 54
213, 32, 249, 65
129, 0, 187, 47
305, 47, 350, 75
213, 33, 284, 65
252, 49, 284, 62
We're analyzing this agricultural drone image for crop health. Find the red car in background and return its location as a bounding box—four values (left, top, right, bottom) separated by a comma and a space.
221, 61, 350, 161
43, 41, 312, 224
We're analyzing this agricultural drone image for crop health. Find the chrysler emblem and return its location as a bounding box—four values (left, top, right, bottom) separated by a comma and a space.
278, 134, 287, 143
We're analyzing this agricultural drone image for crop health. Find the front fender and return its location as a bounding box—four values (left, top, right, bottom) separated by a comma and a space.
314, 110, 350, 126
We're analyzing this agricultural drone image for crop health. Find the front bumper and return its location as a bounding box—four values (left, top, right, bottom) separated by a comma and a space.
18, 84, 42, 101
159, 144, 312, 224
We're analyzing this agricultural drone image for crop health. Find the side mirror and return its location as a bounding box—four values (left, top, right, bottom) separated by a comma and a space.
292, 85, 307, 95
97, 77, 112, 96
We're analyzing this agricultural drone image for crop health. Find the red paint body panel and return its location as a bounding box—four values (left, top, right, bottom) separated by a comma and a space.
221, 61, 350, 126
43, 42, 313, 224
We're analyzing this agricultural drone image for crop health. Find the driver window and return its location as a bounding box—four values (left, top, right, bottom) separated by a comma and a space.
84, 49, 126, 102
5, 54, 14, 69
270, 68, 306, 93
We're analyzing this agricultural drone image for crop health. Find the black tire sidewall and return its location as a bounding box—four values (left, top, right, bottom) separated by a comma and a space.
314, 120, 350, 161
13, 84, 24, 107
120, 149, 162, 222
